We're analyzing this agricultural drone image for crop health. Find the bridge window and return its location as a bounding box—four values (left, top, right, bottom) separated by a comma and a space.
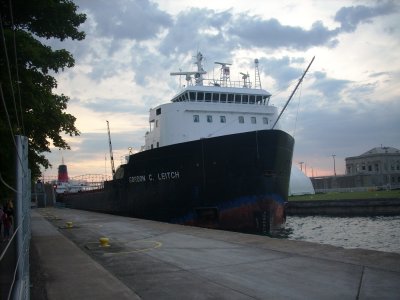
220, 116, 226, 123
197, 92, 204, 101
249, 95, 255, 104
193, 115, 200, 123
238, 116, 244, 124
235, 94, 241, 103
207, 115, 213, 123
227, 94, 234, 103
251, 117, 256, 124
156, 108, 161, 115
189, 92, 196, 101
212, 93, 219, 102
263, 117, 268, 124
220, 94, 227, 103
205, 93, 212, 102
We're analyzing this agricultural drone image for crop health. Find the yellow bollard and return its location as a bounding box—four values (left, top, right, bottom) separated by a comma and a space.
99, 237, 110, 247
66, 222, 73, 228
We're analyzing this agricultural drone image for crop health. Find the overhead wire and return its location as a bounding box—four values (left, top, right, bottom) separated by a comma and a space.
0, 2, 30, 278
0, 1, 29, 189
8, 0, 25, 135
292, 81, 303, 138
0, 84, 26, 181
0, 13, 21, 131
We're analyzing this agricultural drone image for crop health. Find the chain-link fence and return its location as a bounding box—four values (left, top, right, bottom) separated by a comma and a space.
0, 136, 31, 300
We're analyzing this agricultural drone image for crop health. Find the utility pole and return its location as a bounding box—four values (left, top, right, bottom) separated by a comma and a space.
332, 154, 336, 176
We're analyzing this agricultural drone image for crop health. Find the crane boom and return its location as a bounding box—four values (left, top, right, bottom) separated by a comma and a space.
272, 56, 315, 130
106, 120, 116, 176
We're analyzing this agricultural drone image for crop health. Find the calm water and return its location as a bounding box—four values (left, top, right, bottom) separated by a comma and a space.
283, 215, 400, 254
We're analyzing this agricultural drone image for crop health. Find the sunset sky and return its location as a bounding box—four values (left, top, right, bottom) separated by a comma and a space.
42, 0, 400, 180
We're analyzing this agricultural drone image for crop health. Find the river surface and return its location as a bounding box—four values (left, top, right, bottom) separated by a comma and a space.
282, 215, 400, 254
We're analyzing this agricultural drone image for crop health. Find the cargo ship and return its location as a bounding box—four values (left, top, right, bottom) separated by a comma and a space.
59, 52, 313, 234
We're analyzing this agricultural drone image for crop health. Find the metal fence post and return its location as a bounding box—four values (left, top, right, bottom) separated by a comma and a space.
14, 135, 30, 300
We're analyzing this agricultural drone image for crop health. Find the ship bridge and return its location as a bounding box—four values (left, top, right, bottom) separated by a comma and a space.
170, 85, 271, 106
143, 52, 279, 151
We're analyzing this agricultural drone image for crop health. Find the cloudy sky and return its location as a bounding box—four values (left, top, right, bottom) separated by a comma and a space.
43, 0, 400, 180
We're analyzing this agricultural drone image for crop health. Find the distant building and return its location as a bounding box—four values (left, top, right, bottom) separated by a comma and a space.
311, 146, 400, 192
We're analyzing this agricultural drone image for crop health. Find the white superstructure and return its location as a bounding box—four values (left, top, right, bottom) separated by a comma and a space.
144, 52, 279, 150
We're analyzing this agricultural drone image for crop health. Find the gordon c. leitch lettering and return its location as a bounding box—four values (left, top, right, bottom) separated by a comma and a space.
129, 171, 180, 183
157, 171, 180, 180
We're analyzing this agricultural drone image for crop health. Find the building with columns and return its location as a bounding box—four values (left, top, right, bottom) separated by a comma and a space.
311, 146, 400, 192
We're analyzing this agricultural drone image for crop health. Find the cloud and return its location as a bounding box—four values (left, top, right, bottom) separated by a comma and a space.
258, 56, 306, 90
228, 17, 339, 50
335, 1, 399, 32
76, 0, 172, 41
159, 8, 234, 59
80, 98, 147, 114
287, 94, 400, 174
311, 71, 351, 102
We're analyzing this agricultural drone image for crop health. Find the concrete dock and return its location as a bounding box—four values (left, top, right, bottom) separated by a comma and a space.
30, 208, 400, 299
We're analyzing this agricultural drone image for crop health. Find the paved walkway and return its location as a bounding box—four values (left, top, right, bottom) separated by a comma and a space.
30, 210, 140, 299
31, 208, 400, 299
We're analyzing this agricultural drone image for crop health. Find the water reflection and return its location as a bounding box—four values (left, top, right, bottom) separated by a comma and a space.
279, 215, 400, 254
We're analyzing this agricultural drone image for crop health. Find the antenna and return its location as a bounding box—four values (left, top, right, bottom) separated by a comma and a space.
254, 58, 261, 89
170, 52, 207, 86
215, 61, 232, 87
240, 72, 250, 88
170, 71, 206, 86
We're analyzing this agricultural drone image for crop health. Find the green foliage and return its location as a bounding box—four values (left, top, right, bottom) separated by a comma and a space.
0, 0, 86, 196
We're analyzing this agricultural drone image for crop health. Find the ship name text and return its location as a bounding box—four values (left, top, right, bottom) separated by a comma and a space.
129, 171, 180, 183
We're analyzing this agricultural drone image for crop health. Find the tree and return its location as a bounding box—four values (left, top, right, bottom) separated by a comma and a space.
0, 0, 86, 197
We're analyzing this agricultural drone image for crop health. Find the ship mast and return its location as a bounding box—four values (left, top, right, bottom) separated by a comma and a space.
170, 52, 207, 86
214, 61, 232, 87
254, 58, 262, 89
106, 120, 116, 176
272, 56, 315, 130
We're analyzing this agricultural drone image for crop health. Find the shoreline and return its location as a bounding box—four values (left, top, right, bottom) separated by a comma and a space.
286, 198, 400, 216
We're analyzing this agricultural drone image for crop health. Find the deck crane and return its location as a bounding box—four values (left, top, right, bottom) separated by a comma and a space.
271, 56, 315, 130
106, 120, 116, 176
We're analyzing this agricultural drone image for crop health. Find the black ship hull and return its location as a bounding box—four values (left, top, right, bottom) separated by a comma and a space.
59, 129, 294, 234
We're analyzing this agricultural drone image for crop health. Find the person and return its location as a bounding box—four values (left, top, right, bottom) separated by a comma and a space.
4, 200, 13, 228
2, 212, 11, 241
0, 205, 3, 240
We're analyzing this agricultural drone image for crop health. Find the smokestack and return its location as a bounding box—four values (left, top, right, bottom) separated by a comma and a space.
58, 158, 69, 182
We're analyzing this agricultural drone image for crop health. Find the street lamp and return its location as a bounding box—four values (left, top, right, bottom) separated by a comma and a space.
332, 154, 336, 176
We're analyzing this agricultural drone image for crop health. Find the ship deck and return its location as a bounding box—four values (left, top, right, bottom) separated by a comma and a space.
31, 207, 400, 299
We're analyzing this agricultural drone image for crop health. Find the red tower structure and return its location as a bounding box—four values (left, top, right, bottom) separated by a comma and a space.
57, 158, 69, 182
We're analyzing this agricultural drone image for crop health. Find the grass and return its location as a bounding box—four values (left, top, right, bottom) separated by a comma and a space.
289, 190, 400, 201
